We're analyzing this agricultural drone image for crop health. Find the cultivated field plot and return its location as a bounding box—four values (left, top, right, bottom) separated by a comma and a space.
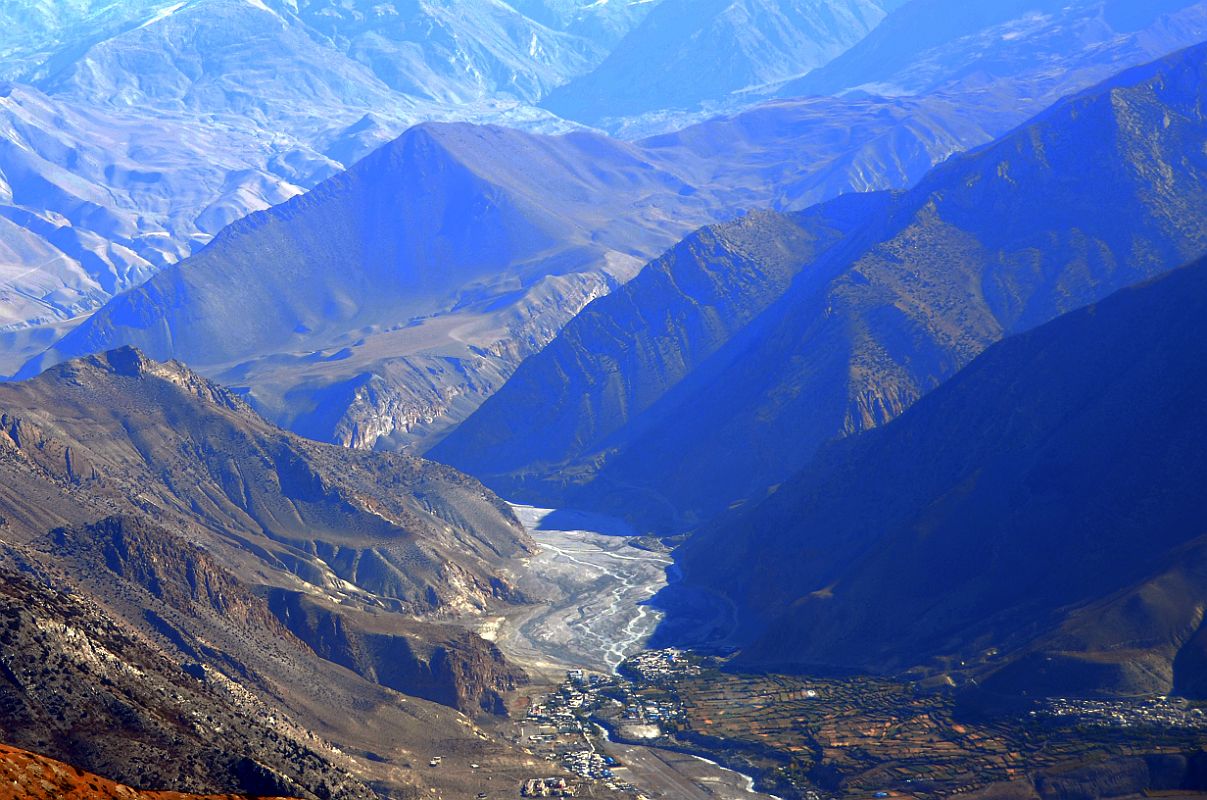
642, 662, 1207, 799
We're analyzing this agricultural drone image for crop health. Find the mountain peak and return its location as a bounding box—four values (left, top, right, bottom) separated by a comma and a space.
31, 346, 255, 420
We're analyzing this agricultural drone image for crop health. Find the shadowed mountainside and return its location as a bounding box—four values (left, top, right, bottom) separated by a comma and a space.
433, 41, 1207, 530
674, 255, 1207, 700
17, 100, 996, 452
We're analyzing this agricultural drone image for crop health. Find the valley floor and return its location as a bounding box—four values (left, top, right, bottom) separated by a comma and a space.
480, 504, 781, 799
486, 504, 671, 679
473, 504, 1207, 800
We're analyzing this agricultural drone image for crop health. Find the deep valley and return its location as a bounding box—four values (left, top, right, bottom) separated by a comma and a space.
0, 2, 1205, 799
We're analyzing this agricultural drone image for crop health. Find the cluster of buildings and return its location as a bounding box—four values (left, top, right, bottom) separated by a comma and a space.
520, 777, 576, 797
517, 670, 626, 795
524, 670, 616, 737
561, 749, 616, 780
619, 648, 701, 683
619, 695, 683, 729
515, 657, 706, 799
1035, 696, 1207, 729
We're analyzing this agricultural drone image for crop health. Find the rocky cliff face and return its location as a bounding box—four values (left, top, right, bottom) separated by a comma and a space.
269, 589, 521, 714
273, 269, 624, 452
0, 561, 377, 799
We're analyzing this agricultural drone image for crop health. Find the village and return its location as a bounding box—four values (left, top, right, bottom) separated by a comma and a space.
508, 649, 707, 799
517, 649, 1207, 800
1034, 695, 1207, 730
481, 645, 1207, 800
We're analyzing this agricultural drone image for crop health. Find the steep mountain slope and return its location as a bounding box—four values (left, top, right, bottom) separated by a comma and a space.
0, 347, 544, 794
0, 346, 530, 615
5, 0, 600, 110
3, 0, 1204, 353
0, 743, 298, 800
674, 255, 1207, 700
434, 41, 1207, 529
542, 0, 898, 125
0, 513, 529, 796
0, 559, 377, 799
430, 195, 893, 499
505, 0, 664, 46
16, 122, 717, 446
0, 84, 323, 331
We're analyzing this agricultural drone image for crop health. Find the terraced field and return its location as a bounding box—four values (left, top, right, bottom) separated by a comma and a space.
616, 658, 1207, 799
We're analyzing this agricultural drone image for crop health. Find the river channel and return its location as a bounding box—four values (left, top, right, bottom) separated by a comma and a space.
483, 504, 782, 800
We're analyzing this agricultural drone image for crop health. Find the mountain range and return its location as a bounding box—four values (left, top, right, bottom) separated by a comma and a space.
433, 39, 1207, 529
0, 2, 1205, 798
0, 0, 639, 362
5, 0, 1204, 387
541, 0, 903, 125
15, 95, 1001, 452
672, 253, 1207, 701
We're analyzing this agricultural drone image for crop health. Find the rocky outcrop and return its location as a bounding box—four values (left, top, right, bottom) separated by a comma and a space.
269, 590, 524, 715
50, 516, 290, 638
309, 270, 622, 452
0, 347, 539, 725
0, 352, 553, 796
0, 565, 377, 799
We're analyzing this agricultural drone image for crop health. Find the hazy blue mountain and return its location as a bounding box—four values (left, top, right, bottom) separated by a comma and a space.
673, 255, 1207, 700
545, 0, 1207, 135
7, 0, 601, 110
782, 0, 1207, 101
17, 89, 1007, 451
0, 83, 328, 321
0, 0, 595, 350
0, 0, 171, 77
542, 0, 899, 125
3, 0, 1203, 362
433, 42, 1207, 530
500, 0, 665, 47
11, 0, 1207, 447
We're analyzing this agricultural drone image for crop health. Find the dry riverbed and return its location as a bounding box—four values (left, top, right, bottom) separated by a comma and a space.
480, 504, 781, 800
484, 504, 673, 680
